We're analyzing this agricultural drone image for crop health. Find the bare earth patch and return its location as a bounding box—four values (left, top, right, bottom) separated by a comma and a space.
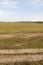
0, 33, 43, 39
0, 55, 43, 63
0, 49, 43, 54
0, 49, 43, 63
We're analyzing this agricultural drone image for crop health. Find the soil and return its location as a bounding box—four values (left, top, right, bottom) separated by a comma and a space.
0, 55, 43, 63
0, 33, 43, 39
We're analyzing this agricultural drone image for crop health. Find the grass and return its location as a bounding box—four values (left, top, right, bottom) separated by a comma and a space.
0, 22, 43, 64
0, 22, 43, 49
0, 35, 43, 49
0, 60, 43, 65
0, 52, 43, 55
0, 22, 43, 34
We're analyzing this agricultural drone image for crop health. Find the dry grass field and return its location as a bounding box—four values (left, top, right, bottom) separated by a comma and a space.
0, 35, 43, 49
0, 22, 43, 49
0, 22, 43, 64
0, 22, 43, 34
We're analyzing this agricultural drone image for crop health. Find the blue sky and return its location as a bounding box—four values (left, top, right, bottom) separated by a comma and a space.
0, 0, 43, 21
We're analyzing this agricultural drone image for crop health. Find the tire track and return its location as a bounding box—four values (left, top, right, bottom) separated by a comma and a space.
0, 55, 43, 63
0, 49, 43, 54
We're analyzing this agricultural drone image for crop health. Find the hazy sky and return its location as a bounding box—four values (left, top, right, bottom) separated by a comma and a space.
0, 0, 43, 21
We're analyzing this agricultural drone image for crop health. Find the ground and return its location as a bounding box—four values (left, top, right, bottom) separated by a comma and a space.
0, 22, 43, 64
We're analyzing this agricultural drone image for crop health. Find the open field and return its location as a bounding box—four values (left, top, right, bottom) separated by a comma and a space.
0, 22, 43, 34
0, 22, 43, 64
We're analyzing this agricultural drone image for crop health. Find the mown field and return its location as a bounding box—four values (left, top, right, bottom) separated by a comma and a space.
0, 22, 43, 47
0, 22, 43, 34
0, 22, 43, 64
0, 22, 43, 49
0, 35, 43, 49
0, 60, 43, 65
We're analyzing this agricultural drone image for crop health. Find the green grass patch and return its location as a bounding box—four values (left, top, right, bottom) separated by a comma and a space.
0, 35, 43, 49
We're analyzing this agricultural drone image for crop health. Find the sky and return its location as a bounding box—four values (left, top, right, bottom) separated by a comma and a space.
0, 0, 43, 22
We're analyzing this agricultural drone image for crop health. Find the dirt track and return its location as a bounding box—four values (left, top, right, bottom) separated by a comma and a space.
0, 49, 43, 63
0, 49, 43, 54
0, 55, 43, 63
0, 33, 43, 39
